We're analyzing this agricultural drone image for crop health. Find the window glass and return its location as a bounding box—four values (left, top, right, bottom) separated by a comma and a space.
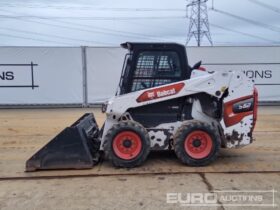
131, 51, 181, 92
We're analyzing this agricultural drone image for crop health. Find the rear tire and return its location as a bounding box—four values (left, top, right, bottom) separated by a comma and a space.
174, 120, 220, 166
103, 121, 150, 168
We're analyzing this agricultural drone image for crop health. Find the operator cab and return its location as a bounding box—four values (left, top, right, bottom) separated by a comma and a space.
117, 42, 192, 95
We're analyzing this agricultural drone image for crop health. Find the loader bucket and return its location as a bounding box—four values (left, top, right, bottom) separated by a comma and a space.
26, 113, 100, 172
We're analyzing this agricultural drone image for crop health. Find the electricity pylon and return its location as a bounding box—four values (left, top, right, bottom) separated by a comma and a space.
186, 0, 213, 46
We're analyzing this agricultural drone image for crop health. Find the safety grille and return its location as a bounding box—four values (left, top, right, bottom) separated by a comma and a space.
131, 51, 181, 92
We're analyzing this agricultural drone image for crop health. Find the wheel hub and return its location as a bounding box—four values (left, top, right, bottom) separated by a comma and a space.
192, 139, 201, 147
123, 139, 132, 148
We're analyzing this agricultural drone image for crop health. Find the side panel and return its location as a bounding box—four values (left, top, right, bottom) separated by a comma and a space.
220, 71, 256, 148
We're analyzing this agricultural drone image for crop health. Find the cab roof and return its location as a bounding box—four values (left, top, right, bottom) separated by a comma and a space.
120, 42, 186, 52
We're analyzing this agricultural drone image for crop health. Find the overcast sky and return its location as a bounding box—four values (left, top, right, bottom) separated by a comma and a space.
0, 0, 279, 46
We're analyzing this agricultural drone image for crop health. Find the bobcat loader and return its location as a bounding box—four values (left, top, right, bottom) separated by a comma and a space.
26, 42, 258, 171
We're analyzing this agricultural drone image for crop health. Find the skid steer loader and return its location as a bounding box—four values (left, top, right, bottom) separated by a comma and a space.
26, 42, 258, 171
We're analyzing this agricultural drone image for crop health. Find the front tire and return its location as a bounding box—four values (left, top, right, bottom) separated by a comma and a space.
103, 121, 150, 168
174, 120, 220, 166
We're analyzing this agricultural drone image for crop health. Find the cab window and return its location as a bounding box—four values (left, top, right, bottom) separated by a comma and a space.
131, 51, 182, 92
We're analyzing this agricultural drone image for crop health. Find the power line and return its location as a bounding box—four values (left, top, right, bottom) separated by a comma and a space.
214, 41, 280, 46
0, 33, 74, 45
211, 8, 280, 33
0, 9, 122, 45
248, 0, 280, 14
81, 8, 185, 11
118, 18, 187, 42
0, 15, 185, 20
0, 9, 175, 43
124, 15, 279, 45
210, 23, 280, 44
184, 8, 279, 45
0, 4, 185, 11
0, 5, 279, 46
0, 27, 114, 45
124, 15, 279, 46
0, 9, 186, 42
57, 20, 171, 42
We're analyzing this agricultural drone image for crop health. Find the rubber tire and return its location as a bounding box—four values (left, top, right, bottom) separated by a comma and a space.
103, 121, 150, 168
174, 120, 221, 166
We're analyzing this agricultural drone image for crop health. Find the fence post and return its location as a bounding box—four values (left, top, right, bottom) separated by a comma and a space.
81, 46, 88, 107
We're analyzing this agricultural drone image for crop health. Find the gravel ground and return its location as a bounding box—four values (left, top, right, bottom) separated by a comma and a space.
0, 106, 279, 210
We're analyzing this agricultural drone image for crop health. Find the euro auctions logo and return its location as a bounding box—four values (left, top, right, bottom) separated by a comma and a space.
166, 190, 277, 207
167, 192, 218, 206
